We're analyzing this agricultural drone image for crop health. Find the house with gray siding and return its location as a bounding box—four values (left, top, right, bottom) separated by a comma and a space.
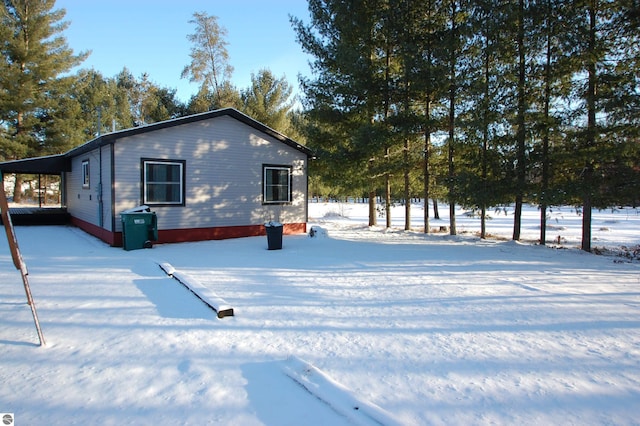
0, 108, 313, 246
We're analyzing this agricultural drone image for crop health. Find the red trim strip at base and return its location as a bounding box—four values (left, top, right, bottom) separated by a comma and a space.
70, 216, 119, 246
157, 223, 307, 244
70, 216, 307, 247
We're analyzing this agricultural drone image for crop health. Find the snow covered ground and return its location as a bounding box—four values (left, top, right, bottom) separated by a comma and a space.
1, 202, 639, 425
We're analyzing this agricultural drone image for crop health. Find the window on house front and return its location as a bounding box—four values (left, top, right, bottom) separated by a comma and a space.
142, 159, 185, 206
263, 165, 292, 204
82, 160, 90, 188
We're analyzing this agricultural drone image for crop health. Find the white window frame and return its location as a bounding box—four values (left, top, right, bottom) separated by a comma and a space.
82, 160, 90, 189
142, 159, 185, 206
263, 165, 292, 204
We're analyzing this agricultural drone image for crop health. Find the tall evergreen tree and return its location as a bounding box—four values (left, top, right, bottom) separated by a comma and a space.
443, 0, 470, 235
116, 68, 184, 126
292, 0, 395, 227
390, 0, 419, 230
388, 0, 449, 232
528, 0, 577, 245
416, 0, 448, 234
511, 0, 528, 241
50, 69, 126, 146
596, 0, 640, 207
0, 0, 87, 201
186, 82, 242, 114
146, 86, 186, 122
460, 0, 511, 238
567, 0, 639, 251
241, 69, 295, 133
0, 0, 87, 158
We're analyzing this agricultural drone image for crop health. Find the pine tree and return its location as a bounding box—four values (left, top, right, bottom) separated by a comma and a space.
528, 0, 578, 245
146, 86, 186, 122
416, 0, 448, 234
388, 0, 419, 230
292, 0, 396, 227
567, 0, 639, 251
47, 70, 117, 149
511, 0, 528, 241
0, 0, 87, 201
0, 0, 87, 157
386, 0, 449, 232
595, 0, 640, 208
460, 0, 512, 238
443, 0, 470, 235
241, 69, 295, 133
186, 82, 242, 114
113, 68, 186, 126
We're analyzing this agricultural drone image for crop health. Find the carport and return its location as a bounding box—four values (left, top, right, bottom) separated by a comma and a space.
0, 154, 71, 225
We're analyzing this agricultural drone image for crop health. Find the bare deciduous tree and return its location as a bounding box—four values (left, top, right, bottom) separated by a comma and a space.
181, 12, 233, 106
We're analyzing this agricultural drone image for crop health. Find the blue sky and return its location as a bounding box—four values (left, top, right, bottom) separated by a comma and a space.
55, 0, 312, 102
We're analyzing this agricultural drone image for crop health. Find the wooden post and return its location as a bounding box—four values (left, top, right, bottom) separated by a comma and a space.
0, 176, 45, 346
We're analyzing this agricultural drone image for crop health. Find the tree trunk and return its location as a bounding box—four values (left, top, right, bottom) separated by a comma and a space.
368, 159, 377, 226
480, 31, 490, 240
513, 0, 526, 241
404, 139, 411, 231
514, 195, 523, 240
368, 190, 377, 226
14, 105, 25, 204
13, 174, 23, 203
581, 0, 597, 252
540, 4, 552, 246
540, 205, 547, 245
423, 107, 431, 234
582, 190, 592, 252
385, 172, 391, 228
448, 0, 457, 236
540, 0, 553, 245
448, 93, 456, 236
422, 0, 436, 235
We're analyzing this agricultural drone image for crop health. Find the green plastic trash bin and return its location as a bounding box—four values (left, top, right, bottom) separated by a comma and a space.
121, 208, 158, 251
265, 221, 283, 250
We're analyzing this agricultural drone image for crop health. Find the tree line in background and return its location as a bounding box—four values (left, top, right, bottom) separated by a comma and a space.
0, 1, 299, 200
2, 0, 638, 253
292, 0, 639, 251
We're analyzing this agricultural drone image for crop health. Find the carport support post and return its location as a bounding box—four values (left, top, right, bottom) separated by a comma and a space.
0, 175, 45, 346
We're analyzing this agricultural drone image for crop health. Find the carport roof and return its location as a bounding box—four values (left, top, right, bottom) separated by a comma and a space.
0, 154, 69, 174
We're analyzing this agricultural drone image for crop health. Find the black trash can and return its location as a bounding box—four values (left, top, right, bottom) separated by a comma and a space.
265, 221, 283, 250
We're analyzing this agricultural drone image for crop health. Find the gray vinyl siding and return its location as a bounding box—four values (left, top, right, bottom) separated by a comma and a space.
66, 145, 113, 230
111, 115, 307, 232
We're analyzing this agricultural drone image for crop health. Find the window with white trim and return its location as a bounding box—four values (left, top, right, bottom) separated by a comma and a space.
263, 165, 292, 204
82, 160, 90, 188
142, 159, 185, 205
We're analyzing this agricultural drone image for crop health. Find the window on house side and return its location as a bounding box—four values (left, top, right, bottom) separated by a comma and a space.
82, 160, 90, 189
142, 159, 185, 205
263, 165, 292, 204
